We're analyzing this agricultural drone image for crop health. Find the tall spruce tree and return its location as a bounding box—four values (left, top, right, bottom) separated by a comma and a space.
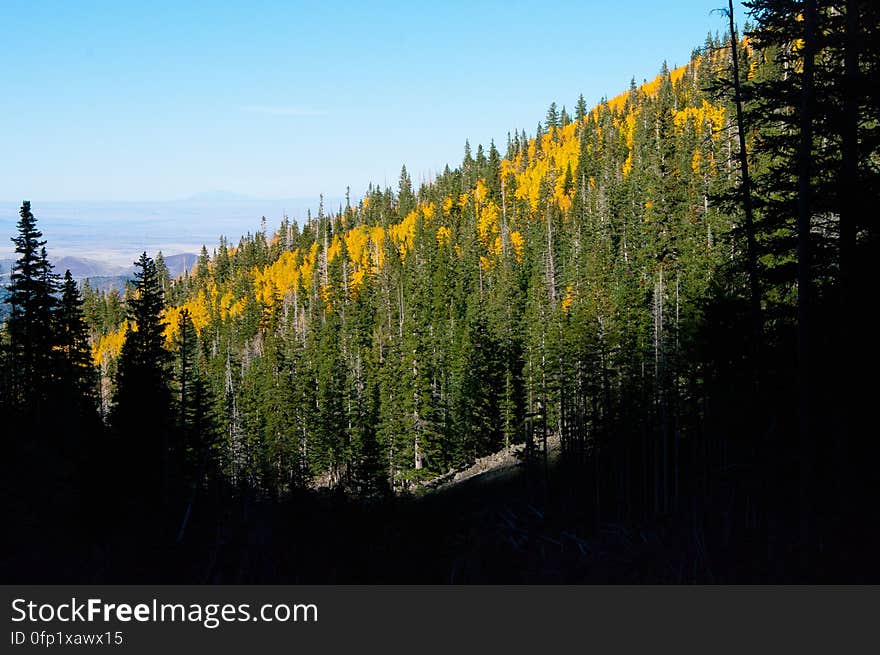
5, 201, 58, 411
112, 252, 174, 505
174, 307, 198, 470
56, 270, 99, 422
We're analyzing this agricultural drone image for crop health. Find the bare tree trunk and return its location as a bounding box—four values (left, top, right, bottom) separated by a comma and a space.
836, 0, 859, 490
728, 0, 763, 354
413, 355, 422, 470
839, 0, 859, 288
797, 0, 817, 554
546, 204, 557, 301
653, 268, 664, 516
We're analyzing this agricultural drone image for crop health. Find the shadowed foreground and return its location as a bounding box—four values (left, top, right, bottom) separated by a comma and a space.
4, 435, 878, 584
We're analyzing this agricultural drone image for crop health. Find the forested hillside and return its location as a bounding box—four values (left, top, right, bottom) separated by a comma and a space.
92, 49, 735, 493
3, 1, 879, 582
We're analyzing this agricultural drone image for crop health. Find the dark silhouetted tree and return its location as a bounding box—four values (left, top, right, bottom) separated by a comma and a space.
55, 270, 99, 423
112, 252, 174, 506
5, 201, 58, 412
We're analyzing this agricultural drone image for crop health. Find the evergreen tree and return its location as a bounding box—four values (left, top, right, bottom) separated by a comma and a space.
560, 105, 571, 127
545, 102, 559, 130
174, 308, 198, 468
5, 201, 58, 410
194, 245, 210, 286
112, 252, 174, 506
155, 251, 171, 298
398, 165, 415, 217
55, 270, 99, 421
575, 94, 588, 122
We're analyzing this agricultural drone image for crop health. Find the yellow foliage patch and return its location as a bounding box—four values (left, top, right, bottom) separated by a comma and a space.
92, 324, 128, 366
691, 148, 702, 174
388, 210, 418, 260
474, 179, 488, 205
436, 225, 452, 247
477, 201, 500, 244
672, 100, 726, 137
509, 230, 525, 263
421, 200, 436, 223
489, 235, 503, 258
561, 284, 576, 312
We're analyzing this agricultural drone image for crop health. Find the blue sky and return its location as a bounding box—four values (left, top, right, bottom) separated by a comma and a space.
0, 1, 742, 202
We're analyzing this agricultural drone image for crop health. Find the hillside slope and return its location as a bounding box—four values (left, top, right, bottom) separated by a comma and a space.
88, 43, 739, 503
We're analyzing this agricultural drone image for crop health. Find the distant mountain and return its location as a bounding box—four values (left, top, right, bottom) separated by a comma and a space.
55, 256, 129, 278
162, 252, 198, 277
2, 255, 128, 279
81, 275, 131, 294
1, 253, 196, 297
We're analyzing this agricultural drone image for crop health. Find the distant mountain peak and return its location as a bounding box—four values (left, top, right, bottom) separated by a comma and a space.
162, 252, 199, 277
54, 256, 129, 278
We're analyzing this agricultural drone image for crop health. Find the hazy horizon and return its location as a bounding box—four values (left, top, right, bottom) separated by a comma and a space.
0, 195, 341, 267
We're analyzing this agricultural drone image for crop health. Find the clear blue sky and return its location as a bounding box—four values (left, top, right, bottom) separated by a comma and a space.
0, 1, 742, 202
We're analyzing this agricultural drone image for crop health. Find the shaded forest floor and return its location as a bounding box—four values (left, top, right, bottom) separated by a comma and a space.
4, 434, 878, 584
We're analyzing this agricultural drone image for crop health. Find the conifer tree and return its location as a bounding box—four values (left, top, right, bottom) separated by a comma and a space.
398, 165, 415, 217
112, 252, 174, 505
174, 307, 198, 465
546, 102, 559, 130
55, 270, 99, 421
5, 201, 58, 410
575, 94, 588, 122
155, 251, 171, 298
